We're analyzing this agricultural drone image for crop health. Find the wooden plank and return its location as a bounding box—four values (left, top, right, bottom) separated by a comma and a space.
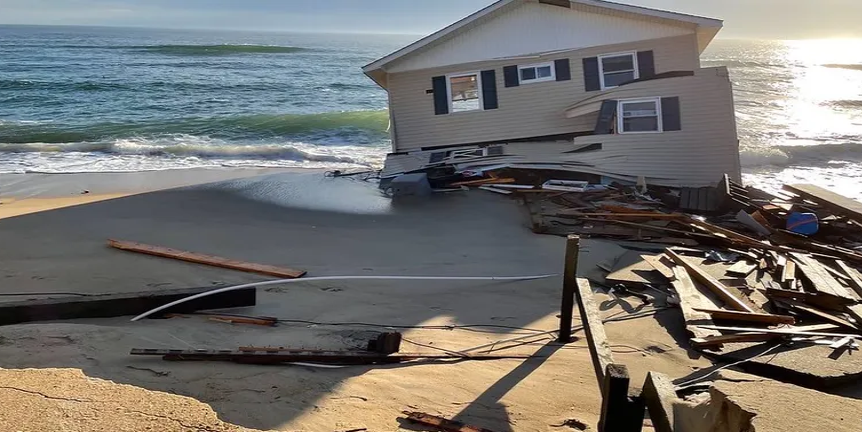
642, 372, 677, 432
576, 277, 615, 389
694, 325, 860, 338
666, 250, 756, 313
451, 177, 516, 187
403, 412, 496, 432
788, 302, 860, 331
780, 260, 797, 285
791, 253, 857, 301
108, 239, 306, 279
836, 260, 862, 298
0, 287, 256, 326
784, 184, 862, 221
605, 251, 666, 286
846, 305, 862, 328
693, 308, 796, 325
691, 333, 781, 348
670, 266, 721, 339
642, 254, 674, 280
765, 287, 854, 312
726, 260, 758, 277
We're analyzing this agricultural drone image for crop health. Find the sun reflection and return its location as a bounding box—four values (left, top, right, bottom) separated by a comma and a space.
781, 39, 862, 146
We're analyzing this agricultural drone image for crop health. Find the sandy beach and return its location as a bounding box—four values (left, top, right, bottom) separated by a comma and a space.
0, 169, 710, 431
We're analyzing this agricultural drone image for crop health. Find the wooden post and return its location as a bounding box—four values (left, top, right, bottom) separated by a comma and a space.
558, 235, 580, 343
598, 364, 643, 432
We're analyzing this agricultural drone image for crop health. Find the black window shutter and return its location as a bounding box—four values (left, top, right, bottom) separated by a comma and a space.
594, 100, 618, 134
661, 97, 681, 131
554, 58, 571, 81
637, 51, 656, 78
503, 65, 520, 87
583, 57, 600, 91
481, 70, 498, 110
432, 76, 448, 115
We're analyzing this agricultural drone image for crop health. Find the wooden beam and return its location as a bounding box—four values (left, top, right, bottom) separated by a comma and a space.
783, 184, 862, 221
0, 287, 256, 326
693, 308, 796, 325
780, 260, 797, 285
693, 325, 860, 338
786, 302, 860, 331
642, 372, 678, 432
666, 249, 756, 313
599, 364, 643, 432
766, 287, 854, 312
691, 333, 782, 348
558, 235, 580, 343
108, 239, 306, 279
576, 277, 615, 389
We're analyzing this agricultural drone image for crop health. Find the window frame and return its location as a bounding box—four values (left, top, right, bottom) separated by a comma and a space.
517, 61, 556, 84
446, 71, 484, 113
598, 51, 639, 90
617, 97, 663, 134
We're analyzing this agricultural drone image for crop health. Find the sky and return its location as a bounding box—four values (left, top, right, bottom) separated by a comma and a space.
1, 0, 861, 39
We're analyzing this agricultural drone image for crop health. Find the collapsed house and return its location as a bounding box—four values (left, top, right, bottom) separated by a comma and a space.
363, 0, 741, 188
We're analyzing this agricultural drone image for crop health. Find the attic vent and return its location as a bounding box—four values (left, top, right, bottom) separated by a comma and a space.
538, 0, 571, 8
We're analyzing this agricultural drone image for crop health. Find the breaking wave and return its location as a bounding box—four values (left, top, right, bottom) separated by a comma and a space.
0, 110, 389, 144
741, 142, 862, 167
823, 63, 862, 71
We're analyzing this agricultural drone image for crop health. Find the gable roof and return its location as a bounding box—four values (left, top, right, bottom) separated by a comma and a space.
363, 0, 722, 85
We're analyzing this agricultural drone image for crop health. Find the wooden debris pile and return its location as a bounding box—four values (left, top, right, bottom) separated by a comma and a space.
531, 177, 862, 376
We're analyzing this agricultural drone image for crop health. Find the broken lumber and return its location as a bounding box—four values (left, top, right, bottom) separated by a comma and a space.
766, 287, 854, 312
783, 184, 862, 222
0, 286, 256, 326
692, 308, 796, 325
642, 254, 674, 279
787, 302, 860, 331
726, 260, 758, 277
402, 412, 495, 432
693, 325, 860, 339
836, 260, 862, 298
575, 277, 615, 388
666, 249, 756, 313
558, 235, 580, 343
670, 266, 721, 339
108, 239, 306, 279
791, 253, 858, 301
130, 349, 533, 365
691, 333, 781, 348
642, 372, 677, 432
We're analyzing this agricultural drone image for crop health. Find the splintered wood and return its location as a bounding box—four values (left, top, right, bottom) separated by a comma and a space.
108, 239, 306, 278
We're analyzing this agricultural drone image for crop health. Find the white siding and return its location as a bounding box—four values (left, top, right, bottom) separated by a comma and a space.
386, 1, 695, 74
388, 34, 700, 151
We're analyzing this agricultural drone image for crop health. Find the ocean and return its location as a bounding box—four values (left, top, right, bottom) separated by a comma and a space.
1, 26, 861, 198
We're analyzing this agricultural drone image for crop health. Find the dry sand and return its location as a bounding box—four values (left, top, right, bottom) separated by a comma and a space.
0, 170, 712, 431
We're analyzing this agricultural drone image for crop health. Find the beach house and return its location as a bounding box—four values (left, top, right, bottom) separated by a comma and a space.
363, 0, 741, 187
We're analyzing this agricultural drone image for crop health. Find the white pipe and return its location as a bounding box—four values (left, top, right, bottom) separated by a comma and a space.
131, 274, 558, 322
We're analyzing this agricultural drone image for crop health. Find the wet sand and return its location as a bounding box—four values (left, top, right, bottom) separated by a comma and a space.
0, 170, 709, 431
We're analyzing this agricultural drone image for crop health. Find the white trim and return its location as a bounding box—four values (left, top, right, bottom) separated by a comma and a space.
445, 71, 484, 114
617, 97, 663, 134
598, 51, 639, 90
517, 61, 556, 84
362, 0, 723, 77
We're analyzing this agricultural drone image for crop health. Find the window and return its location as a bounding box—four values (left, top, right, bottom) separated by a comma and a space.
518, 62, 555, 84
599, 52, 638, 89
618, 98, 662, 133
448, 72, 482, 112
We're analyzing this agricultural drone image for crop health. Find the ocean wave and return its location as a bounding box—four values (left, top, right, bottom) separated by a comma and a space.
130, 44, 308, 56
741, 142, 862, 167
825, 100, 862, 109
823, 63, 862, 71
0, 110, 389, 144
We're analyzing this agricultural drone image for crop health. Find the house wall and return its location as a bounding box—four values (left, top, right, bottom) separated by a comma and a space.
569, 67, 741, 185
386, 1, 696, 73
387, 33, 700, 152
